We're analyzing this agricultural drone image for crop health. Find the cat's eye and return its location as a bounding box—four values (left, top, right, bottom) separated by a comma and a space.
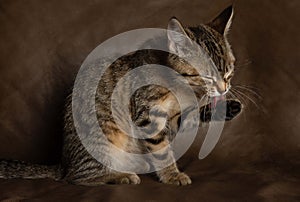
201, 76, 214, 83
225, 74, 233, 81
181, 73, 199, 77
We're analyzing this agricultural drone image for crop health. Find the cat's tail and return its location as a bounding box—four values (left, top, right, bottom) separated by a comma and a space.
0, 159, 63, 180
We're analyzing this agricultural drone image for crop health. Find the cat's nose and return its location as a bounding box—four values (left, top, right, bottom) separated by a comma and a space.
216, 82, 227, 95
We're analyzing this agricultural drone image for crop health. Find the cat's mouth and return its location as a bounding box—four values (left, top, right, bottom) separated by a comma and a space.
210, 95, 225, 109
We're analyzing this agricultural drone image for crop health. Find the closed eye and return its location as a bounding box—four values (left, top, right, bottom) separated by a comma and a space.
201, 76, 214, 83
181, 73, 200, 77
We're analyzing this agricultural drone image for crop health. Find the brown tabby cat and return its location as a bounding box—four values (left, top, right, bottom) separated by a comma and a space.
0, 6, 241, 186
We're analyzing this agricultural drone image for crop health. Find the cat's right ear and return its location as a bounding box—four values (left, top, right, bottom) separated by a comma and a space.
167, 17, 192, 56
208, 5, 234, 36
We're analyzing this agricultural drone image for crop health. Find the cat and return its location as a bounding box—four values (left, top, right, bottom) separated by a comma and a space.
0, 6, 241, 186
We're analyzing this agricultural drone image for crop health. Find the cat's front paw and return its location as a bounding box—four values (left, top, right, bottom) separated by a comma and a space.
160, 172, 192, 186
114, 173, 141, 185
200, 99, 242, 122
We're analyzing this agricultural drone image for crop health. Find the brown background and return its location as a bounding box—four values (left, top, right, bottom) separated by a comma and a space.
0, 0, 299, 201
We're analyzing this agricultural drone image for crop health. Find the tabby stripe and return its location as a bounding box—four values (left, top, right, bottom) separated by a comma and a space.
73, 165, 102, 176
70, 146, 86, 159
145, 136, 165, 145
72, 173, 98, 182
77, 156, 95, 167
170, 112, 180, 120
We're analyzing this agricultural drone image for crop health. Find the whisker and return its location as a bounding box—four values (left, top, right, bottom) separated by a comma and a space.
231, 88, 262, 111
236, 84, 260, 91
233, 87, 268, 114
232, 86, 261, 102
227, 90, 248, 122
230, 89, 248, 104
226, 91, 234, 99
198, 94, 207, 106
230, 89, 248, 105
235, 59, 252, 69
227, 91, 240, 102
235, 85, 262, 100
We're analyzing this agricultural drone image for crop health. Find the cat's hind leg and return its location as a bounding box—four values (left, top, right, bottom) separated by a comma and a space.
69, 168, 141, 186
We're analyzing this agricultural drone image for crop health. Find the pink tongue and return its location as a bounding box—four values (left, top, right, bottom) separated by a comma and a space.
212, 95, 225, 108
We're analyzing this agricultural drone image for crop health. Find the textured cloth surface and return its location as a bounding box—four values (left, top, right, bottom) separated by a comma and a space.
0, 0, 299, 201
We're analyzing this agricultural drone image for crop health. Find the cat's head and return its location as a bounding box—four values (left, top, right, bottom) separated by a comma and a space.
167, 6, 235, 98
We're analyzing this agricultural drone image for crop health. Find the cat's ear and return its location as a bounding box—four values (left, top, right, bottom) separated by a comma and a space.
167, 17, 192, 55
208, 5, 234, 35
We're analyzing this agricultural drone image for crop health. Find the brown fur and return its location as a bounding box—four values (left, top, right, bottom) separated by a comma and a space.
0, 6, 241, 186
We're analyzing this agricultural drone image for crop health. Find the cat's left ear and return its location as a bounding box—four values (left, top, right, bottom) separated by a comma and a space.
167, 17, 192, 55
208, 5, 234, 36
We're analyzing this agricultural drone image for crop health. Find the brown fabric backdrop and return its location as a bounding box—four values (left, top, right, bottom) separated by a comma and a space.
0, 0, 299, 201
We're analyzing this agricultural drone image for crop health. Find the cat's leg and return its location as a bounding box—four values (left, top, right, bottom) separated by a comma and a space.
72, 171, 141, 186
104, 171, 141, 184
65, 120, 142, 186
67, 156, 141, 186
156, 162, 191, 186
200, 99, 242, 122
144, 134, 191, 186
101, 121, 142, 185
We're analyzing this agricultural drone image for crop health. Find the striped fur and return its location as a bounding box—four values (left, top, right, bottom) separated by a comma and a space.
0, 6, 239, 186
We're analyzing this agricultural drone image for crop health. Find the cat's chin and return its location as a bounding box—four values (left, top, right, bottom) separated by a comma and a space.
210, 95, 225, 109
